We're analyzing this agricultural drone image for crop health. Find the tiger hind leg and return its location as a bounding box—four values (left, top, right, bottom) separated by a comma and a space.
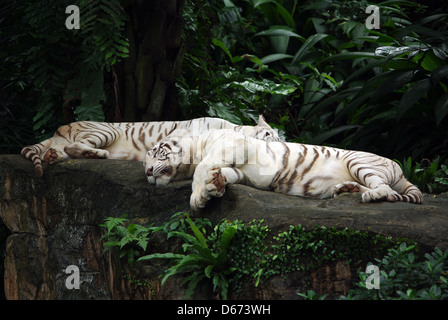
388, 180, 423, 204
64, 142, 110, 159
360, 181, 423, 204
334, 181, 408, 203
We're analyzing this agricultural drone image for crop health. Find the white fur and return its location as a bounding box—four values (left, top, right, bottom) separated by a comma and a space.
145, 129, 424, 210
22, 115, 280, 176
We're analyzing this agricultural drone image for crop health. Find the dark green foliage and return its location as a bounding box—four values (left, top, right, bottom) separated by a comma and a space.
211, 219, 271, 291
216, 221, 404, 296
268, 225, 399, 274
396, 156, 448, 193
157, 211, 212, 240
1, 0, 37, 153
138, 215, 237, 300
340, 243, 448, 300
180, 0, 448, 171
1, 0, 129, 146
100, 216, 153, 266
101, 213, 448, 300
104, 213, 416, 299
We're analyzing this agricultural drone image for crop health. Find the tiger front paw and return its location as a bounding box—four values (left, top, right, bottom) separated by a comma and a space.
83, 149, 109, 159
205, 169, 227, 197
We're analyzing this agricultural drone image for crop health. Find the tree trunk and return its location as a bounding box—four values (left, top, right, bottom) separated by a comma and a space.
114, 0, 186, 122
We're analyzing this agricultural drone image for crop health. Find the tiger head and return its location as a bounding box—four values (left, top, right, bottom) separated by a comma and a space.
144, 132, 192, 186
237, 115, 283, 142
144, 115, 282, 185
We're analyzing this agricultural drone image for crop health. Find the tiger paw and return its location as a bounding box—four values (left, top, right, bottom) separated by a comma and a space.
190, 188, 210, 211
83, 149, 109, 159
44, 148, 65, 164
361, 186, 399, 203
205, 169, 227, 197
334, 181, 362, 196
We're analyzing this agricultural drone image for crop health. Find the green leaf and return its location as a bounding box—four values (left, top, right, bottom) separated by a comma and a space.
242, 54, 263, 66
308, 125, 360, 145
223, 0, 236, 7
304, 87, 359, 119
260, 53, 293, 65
421, 50, 444, 72
137, 238, 148, 251
227, 79, 297, 95
105, 50, 114, 61
32, 102, 53, 123
212, 38, 234, 62
269, 34, 290, 54
102, 217, 127, 235
340, 21, 359, 36
217, 225, 237, 263
255, 26, 303, 40
160, 255, 197, 284
431, 65, 448, 86
71, 69, 106, 121
74, 104, 105, 122
320, 52, 380, 64
184, 271, 205, 299
171, 231, 202, 248
127, 223, 137, 233
137, 252, 185, 262
435, 93, 448, 126
253, 0, 277, 8
370, 69, 415, 102
292, 34, 328, 64
207, 102, 243, 125
187, 215, 208, 249
275, 3, 295, 29
205, 265, 214, 278
417, 13, 448, 25
188, 251, 217, 265
365, 29, 397, 43
397, 78, 431, 119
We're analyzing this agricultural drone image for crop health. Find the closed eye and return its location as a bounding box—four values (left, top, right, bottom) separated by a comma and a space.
159, 154, 169, 160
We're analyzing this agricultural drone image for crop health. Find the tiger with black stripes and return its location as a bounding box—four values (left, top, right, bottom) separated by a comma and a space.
21, 116, 281, 176
144, 129, 423, 210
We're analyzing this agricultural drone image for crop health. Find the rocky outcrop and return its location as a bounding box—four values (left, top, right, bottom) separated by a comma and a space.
1, 154, 447, 299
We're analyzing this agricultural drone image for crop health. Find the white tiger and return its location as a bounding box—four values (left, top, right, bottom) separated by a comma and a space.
21, 116, 281, 176
144, 129, 423, 210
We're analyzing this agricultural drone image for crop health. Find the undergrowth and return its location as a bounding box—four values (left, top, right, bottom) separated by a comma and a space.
396, 157, 448, 194
99, 212, 447, 300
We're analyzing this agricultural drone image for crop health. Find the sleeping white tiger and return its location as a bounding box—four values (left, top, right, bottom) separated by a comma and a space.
21, 115, 280, 176
144, 129, 423, 210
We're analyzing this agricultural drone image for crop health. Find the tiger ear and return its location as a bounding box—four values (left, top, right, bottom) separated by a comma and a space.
257, 115, 269, 127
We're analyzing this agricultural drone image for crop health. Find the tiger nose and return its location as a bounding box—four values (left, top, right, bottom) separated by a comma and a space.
146, 166, 154, 176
